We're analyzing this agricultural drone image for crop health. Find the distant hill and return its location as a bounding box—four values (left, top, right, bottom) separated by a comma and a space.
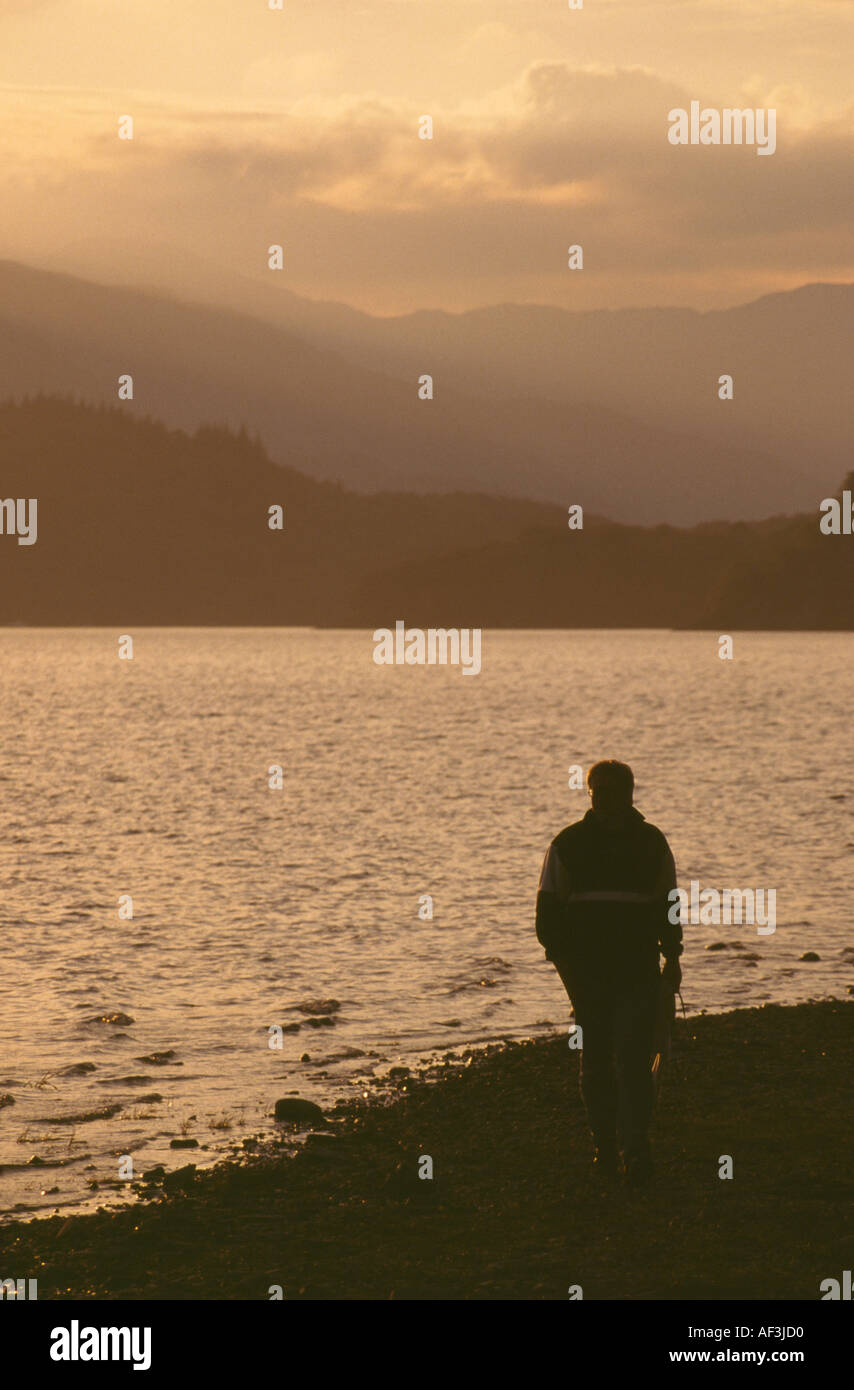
0, 259, 807, 526
266, 284, 854, 495
30, 250, 854, 512
0, 398, 851, 628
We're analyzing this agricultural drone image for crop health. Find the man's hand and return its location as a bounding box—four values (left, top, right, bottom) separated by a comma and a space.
661, 957, 682, 992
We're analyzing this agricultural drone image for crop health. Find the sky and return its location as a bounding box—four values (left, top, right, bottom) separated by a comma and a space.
1, 0, 853, 314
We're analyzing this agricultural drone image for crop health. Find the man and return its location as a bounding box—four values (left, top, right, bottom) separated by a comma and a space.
536, 760, 682, 1187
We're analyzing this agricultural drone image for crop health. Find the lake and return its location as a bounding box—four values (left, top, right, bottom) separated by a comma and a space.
1, 628, 852, 1221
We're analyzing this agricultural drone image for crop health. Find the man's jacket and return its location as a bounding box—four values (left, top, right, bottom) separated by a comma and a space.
536, 807, 681, 977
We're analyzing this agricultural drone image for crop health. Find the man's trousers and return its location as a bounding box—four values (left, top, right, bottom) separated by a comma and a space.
553, 956, 660, 1163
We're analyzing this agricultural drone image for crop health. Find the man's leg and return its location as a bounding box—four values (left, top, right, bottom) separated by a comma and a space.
553, 957, 618, 1162
614, 969, 660, 1177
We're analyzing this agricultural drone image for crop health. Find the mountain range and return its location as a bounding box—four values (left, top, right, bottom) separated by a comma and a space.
4, 257, 851, 525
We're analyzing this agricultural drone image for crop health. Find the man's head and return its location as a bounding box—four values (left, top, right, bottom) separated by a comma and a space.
586, 760, 634, 816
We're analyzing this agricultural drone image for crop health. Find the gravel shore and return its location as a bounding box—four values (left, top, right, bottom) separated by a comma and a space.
1, 1000, 851, 1300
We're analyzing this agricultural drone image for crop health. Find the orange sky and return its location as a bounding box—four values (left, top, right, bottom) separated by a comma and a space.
1, 0, 853, 314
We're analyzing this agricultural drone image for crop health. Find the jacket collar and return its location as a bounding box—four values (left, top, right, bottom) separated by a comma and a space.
584, 806, 645, 827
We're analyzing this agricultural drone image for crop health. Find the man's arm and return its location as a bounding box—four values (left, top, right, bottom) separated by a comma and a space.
536, 840, 571, 960
656, 839, 682, 989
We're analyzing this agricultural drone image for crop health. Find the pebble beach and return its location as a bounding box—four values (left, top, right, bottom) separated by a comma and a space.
1, 999, 851, 1301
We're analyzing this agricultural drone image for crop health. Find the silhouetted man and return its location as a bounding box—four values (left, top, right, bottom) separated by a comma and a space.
536, 760, 682, 1187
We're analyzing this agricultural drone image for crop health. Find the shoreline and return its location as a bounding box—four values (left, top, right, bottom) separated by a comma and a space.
1, 999, 851, 1300
2, 986, 847, 1228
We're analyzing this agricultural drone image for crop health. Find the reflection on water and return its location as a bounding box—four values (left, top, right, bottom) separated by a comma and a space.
1, 628, 852, 1219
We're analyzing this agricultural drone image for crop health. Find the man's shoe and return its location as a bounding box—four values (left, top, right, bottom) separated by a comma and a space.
623, 1155, 653, 1190
592, 1147, 620, 1179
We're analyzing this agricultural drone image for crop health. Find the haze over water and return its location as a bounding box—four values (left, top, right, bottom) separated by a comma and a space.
1, 628, 852, 1222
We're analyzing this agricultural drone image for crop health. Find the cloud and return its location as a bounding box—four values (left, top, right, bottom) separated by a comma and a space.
1, 62, 853, 312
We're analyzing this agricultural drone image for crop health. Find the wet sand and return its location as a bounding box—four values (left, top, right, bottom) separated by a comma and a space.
1, 1000, 851, 1300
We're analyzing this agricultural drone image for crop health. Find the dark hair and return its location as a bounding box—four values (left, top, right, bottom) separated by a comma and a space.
586, 760, 634, 799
